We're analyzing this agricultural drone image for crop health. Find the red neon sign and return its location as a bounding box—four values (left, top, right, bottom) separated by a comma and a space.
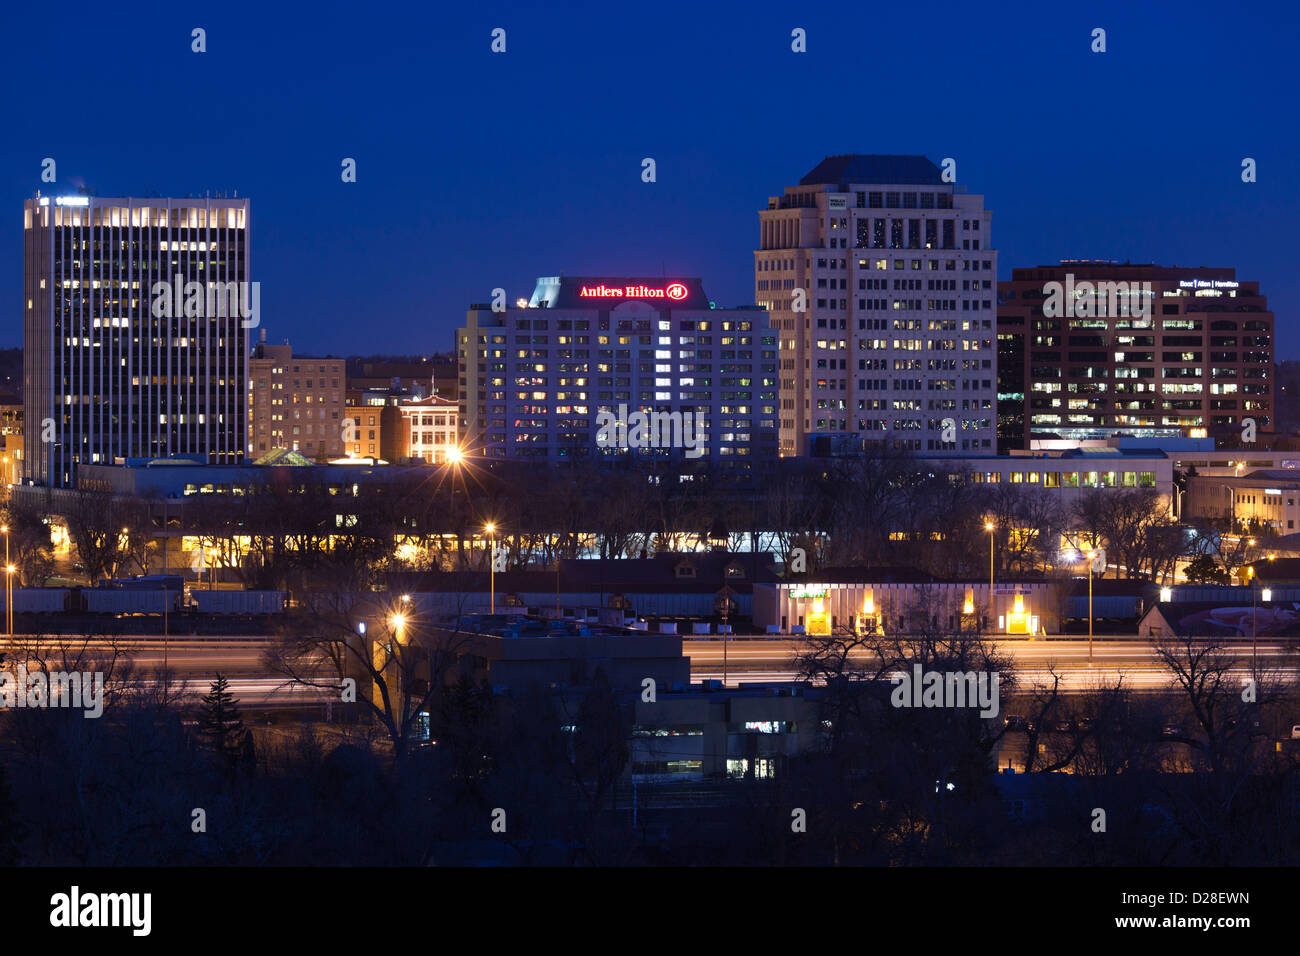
578, 283, 690, 301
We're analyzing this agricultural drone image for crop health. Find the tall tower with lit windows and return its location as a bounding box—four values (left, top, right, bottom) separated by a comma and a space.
22, 193, 251, 486
757, 155, 997, 457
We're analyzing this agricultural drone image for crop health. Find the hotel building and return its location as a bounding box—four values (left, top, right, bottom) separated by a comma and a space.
757, 155, 997, 457
457, 275, 778, 470
23, 192, 251, 486
997, 262, 1273, 452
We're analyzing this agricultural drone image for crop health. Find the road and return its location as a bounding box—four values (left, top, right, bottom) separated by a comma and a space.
2, 634, 1297, 697
683, 637, 1300, 690
0, 638, 327, 707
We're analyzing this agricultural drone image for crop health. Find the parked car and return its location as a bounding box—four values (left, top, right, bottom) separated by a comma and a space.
1291, 725, 1300, 740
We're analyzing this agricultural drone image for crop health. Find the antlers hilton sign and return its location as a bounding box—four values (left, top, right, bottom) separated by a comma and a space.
577, 283, 689, 301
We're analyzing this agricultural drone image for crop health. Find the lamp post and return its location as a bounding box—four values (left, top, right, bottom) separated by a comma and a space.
485, 522, 496, 614
446, 447, 465, 569
985, 520, 994, 627
1247, 566, 1267, 677
1, 523, 9, 637
1085, 550, 1097, 666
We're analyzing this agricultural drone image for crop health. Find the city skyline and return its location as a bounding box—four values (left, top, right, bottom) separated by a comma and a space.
3, 1, 1297, 358
6, 0, 1300, 903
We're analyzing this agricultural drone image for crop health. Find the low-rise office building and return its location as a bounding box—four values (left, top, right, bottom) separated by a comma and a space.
754, 573, 1064, 636
400, 394, 460, 464
631, 684, 821, 782
1184, 469, 1300, 534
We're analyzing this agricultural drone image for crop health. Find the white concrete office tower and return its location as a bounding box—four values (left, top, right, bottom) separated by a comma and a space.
23, 193, 251, 487
757, 155, 996, 457
457, 276, 778, 471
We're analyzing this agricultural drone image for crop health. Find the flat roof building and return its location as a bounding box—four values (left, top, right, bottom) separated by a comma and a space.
997, 261, 1274, 452
457, 275, 778, 471
23, 193, 251, 486
248, 336, 345, 459
758, 155, 997, 457
1185, 469, 1300, 535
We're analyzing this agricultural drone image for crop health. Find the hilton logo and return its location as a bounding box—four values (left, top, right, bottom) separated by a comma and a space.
578, 283, 689, 301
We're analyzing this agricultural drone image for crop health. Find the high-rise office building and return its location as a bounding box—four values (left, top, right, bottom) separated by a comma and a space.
997, 262, 1274, 451
23, 193, 251, 486
457, 275, 778, 470
758, 155, 997, 457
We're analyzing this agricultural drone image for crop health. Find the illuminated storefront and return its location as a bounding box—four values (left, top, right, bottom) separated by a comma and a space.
755, 578, 1059, 636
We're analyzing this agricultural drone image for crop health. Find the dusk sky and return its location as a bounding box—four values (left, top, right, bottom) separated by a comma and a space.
4, 0, 1296, 357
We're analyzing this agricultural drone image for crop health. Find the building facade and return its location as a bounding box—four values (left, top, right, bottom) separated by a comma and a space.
457, 275, 778, 470
757, 155, 997, 457
343, 386, 412, 461
23, 193, 251, 487
400, 394, 460, 463
248, 338, 345, 458
754, 577, 1063, 636
997, 262, 1274, 452
0, 401, 22, 486
1185, 469, 1300, 534
342, 401, 386, 460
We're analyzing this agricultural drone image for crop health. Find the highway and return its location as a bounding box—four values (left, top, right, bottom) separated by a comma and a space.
683, 637, 1300, 690
2, 634, 1297, 698
0, 638, 325, 707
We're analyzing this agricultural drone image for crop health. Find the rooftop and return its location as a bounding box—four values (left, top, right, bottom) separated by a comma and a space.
799, 154, 946, 188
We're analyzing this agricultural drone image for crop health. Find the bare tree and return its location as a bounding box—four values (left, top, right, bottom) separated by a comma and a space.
263, 581, 487, 764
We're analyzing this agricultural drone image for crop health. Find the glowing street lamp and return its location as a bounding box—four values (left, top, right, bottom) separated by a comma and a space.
2, 524, 10, 636
985, 521, 995, 623
485, 522, 497, 613
1083, 550, 1098, 665
1249, 567, 1269, 676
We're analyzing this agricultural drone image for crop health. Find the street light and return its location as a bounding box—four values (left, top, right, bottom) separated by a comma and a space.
985, 521, 994, 626
1248, 567, 1268, 677
1084, 550, 1098, 665
2, 524, 10, 637
485, 522, 496, 614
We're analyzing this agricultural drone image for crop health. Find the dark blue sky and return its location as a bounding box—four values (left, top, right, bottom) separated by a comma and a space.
4, 0, 1297, 357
